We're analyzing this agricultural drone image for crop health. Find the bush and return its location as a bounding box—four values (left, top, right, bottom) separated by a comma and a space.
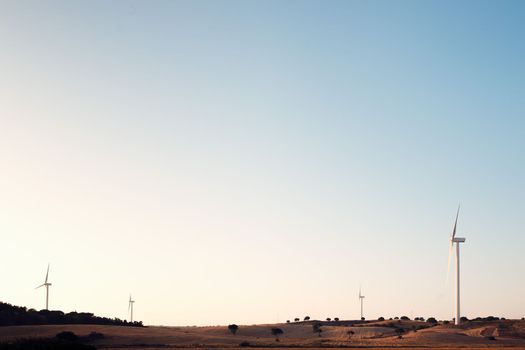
304, 316, 310, 321
294, 318, 300, 322
378, 317, 385, 321
334, 317, 339, 322
426, 317, 438, 324
361, 317, 365, 321
240, 341, 251, 347
55, 331, 78, 342
286, 320, 290, 323
400, 316, 410, 321
443, 320, 450, 325
228, 324, 239, 335
271, 328, 283, 341
326, 318, 331, 322
460, 316, 469, 322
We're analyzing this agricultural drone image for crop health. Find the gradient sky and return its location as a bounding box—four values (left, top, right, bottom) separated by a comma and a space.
1, 0, 524, 326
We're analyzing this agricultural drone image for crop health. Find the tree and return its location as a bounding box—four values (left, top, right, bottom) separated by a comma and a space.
460, 316, 469, 322
286, 320, 290, 323
312, 323, 322, 337
401, 316, 410, 321
294, 318, 300, 322
326, 318, 331, 322
361, 317, 365, 321
228, 324, 239, 335
395, 328, 405, 335
334, 317, 339, 322
378, 317, 385, 321
426, 317, 438, 324
271, 328, 284, 341
304, 316, 310, 321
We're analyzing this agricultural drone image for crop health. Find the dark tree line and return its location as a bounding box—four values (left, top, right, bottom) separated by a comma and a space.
0, 302, 143, 327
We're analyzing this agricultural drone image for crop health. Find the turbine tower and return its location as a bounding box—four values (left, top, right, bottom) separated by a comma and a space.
359, 287, 365, 320
128, 295, 135, 322
35, 264, 52, 310
447, 205, 466, 325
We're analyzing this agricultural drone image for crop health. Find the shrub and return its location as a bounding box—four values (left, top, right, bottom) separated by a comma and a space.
304, 316, 310, 321
334, 317, 339, 322
443, 320, 450, 325
426, 317, 438, 324
460, 316, 469, 322
55, 331, 78, 342
326, 318, 331, 322
401, 316, 410, 321
394, 317, 399, 320
294, 318, 300, 322
361, 317, 365, 321
378, 317, 385, 321
228, 324, 239, 335
286, 320, 290, 323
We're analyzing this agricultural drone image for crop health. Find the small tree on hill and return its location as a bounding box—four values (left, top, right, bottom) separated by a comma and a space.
361, 317, 365, 321
294, 318, 300, 322
286, 320, 290, 323
228, 324, 239, 335
304, 316, 310, 321
271, 328, 284, 341
312, 322, 322, 337
378, 317, 385, 321
326, 318, 331, 322
426, 317, 437, 324
401, 316, 410, 320
334, 317, 339, 322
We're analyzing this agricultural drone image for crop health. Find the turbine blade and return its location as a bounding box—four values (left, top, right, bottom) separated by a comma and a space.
451, 205, 460, 239
445, 241, 454, 283
45, 263, 50, 283
35, 283, 45, 289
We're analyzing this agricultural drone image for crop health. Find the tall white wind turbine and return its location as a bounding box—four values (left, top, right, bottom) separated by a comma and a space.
359, 287, 365, 320
128, 295, 135, 322
447, 206, 466, 325
35, 264, 52, 310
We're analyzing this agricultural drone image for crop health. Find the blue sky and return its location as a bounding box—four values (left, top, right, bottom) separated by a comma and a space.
1, 0, 524, 325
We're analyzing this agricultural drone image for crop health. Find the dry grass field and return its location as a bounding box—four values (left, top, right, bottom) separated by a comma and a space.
1, 319, 525, 349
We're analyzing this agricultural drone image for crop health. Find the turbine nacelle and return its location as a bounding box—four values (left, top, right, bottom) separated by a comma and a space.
452, 237, 466, 243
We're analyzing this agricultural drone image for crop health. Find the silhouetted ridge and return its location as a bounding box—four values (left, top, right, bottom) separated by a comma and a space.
0, 302, 143, 327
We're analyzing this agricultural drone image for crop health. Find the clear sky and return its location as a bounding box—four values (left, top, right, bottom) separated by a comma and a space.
1, 0, 524, 326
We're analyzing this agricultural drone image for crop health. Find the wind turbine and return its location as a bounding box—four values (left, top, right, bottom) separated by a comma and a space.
359, 287, 365, 320
128, 295, 135, 322
447, 205, 466, 325
35, 264, 52, 310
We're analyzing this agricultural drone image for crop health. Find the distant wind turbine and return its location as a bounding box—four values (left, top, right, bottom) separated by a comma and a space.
447, 205, 466, 325
359, 287, 365, 320
35, 264, 52, 310
128, 295, 135, 322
